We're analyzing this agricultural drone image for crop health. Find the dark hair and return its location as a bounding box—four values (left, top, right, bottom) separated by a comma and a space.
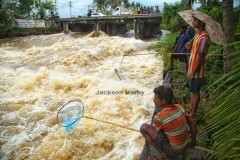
153, 85, 174, 104
180, 24, 187, 30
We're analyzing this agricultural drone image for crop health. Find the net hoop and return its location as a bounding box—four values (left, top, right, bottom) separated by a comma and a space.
57, 100, 84, 127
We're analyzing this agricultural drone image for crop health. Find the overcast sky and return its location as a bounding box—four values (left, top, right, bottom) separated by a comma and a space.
56, 0, 240, 18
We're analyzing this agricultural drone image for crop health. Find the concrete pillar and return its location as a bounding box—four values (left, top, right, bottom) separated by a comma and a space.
95, 21, 99, 31
106, 23, 109, 35
134, 20, 145, 39
138, 21, 145, 39
134, 19, 138, 39
63, 22, 69, 33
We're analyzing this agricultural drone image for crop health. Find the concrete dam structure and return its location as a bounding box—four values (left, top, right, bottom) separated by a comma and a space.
50, 14, 162, 39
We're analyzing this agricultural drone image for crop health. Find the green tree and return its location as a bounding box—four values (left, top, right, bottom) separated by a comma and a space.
235, 5, 240, 35
181, 0, 195, 9
93, 0, 110, 13
34, 0, 54, 19
198, 0, 222, 23
18, 0, 34, 18
130, 1, 136, 10
93, 0, 131, 14
1, 0, 33, 19
162, 2, 185, 32
0, 0, 53, 19
0, 3, 15, 23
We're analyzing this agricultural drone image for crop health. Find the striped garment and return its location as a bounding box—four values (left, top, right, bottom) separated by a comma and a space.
188, 31, 210, 78
153, 104, 191, 150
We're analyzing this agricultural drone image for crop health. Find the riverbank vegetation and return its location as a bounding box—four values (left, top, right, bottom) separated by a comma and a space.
149, 0, 240, 159
0, 0, 56, 38
0, 24, 61, 38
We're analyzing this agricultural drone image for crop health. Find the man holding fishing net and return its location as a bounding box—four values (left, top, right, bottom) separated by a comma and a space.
140, 85, 196, 160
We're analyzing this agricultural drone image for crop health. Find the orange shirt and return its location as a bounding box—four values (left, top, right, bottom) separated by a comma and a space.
153, 104, 190, 150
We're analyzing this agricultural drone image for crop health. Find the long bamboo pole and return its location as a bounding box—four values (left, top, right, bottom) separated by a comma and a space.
84, 115, 139, 132
123, 52, 223, 57
83, 115, 211, 153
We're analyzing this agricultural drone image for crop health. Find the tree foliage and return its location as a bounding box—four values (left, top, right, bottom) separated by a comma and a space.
181, 0, 195, 9
93, 0, 133, 14
17, 0, 34, 18
33, 0, 54, 19
206, 41, 240, 160
161, 1, 225, 46
93, 0, 119, 13
198, 0, 223, 24
0, 0, 54, 20
235, 6, 240, 36
162, 2, 185, 32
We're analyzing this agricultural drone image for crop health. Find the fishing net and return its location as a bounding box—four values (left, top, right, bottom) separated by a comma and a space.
57, 100, 84, 132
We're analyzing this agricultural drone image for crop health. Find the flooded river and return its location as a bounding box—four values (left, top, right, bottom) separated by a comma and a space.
0, 32, 164, 160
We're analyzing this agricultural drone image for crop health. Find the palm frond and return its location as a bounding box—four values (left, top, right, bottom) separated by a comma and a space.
205, 42, 240, 159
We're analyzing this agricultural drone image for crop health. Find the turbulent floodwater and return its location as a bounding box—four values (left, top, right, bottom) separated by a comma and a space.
0, 32, 164, 160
